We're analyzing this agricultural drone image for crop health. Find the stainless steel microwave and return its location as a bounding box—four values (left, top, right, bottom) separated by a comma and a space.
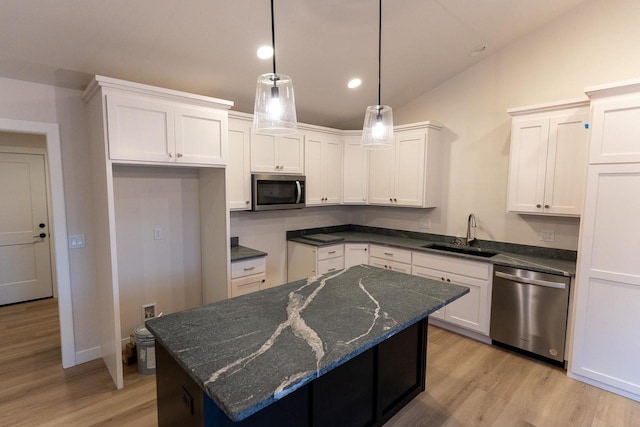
251, 174, 306, 211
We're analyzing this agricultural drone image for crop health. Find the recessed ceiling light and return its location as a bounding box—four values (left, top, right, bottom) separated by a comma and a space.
257, 46, 274, 60
348, 78, 362, 89
469, 44, 488, 57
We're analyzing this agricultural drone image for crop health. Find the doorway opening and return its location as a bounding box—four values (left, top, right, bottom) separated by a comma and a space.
0, 119, 74, 369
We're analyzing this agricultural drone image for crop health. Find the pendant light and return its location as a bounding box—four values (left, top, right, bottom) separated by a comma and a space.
361, 0, 394, 149
253, 0, 297, 135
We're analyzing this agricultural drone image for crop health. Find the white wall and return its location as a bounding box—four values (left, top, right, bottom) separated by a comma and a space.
356, 0, 640, 251
230, 206, 353, 286
113, 166, 202, 340
0, 77, 99, 359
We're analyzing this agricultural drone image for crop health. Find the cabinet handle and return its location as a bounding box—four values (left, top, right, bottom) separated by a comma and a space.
243, 266, 255, 271
328, 268, 336, 272
544, 204, 550, 209
168, 152, 174, 157
384, 252, 393, 256
328, 251, 336, 254
177, 153, 183, 158
536, 204, 542, 208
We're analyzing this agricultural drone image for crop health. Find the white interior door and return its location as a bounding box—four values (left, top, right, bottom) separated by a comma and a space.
0, 152, 52, 305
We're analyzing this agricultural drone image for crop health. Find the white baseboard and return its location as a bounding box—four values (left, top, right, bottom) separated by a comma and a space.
75, 346, 101, 364
567, 371, 640, 402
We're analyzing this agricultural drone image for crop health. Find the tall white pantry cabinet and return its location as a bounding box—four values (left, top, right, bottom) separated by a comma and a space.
83, 76, 232, 390
569, 79, 640, 401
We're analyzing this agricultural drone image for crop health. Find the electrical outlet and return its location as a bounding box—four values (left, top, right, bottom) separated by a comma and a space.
154, 227, 162, 240
68, 234, 85, 248
142, 303, 157, 322
540, 231, 555, 242
418, 218, 431, 229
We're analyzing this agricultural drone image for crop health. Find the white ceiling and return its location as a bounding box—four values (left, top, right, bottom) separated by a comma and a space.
0, 0, 585, 129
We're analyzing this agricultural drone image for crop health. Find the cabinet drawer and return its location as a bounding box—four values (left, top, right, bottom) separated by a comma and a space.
231, 273, 265, 297
231, 257, 266, 279
369, 257, 411, 274
369, 245, 412, 264
317, 244, 344, 261
318, 257, 345, 275
412, 251, 489, 280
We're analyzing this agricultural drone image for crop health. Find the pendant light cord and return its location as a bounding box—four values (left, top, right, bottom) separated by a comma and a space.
271, 0, 277, 75
377, 0, 382, 107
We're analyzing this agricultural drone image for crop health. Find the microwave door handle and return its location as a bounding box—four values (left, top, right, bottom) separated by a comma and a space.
295, 181, 302, 204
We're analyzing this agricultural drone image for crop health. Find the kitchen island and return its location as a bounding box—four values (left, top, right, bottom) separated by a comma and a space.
146, 265, 469, 426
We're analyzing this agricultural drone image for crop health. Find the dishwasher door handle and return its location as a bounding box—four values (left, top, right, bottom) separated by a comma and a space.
495, 271, 567, 289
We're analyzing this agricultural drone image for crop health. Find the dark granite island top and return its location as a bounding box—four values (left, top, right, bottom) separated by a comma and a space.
146, 265, 468, 424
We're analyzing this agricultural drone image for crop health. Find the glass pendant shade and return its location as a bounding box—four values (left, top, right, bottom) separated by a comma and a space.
253, 73, 297, 135
361, 105, 394, 149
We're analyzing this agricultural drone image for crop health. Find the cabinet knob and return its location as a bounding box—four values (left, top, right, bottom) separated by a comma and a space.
362, 197, 366, 201
544, 204, 550, 209
389, 198, 393, 202
177, 153, 183, 158
168, 152, 174, 157
246, 201, 250, 204
536, 204, 542, 208
394, 198, 397, 202
446, 278, 451, 282
441, 277, 445, 281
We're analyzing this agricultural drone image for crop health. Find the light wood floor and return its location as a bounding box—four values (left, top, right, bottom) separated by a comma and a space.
1, 299, 638, 426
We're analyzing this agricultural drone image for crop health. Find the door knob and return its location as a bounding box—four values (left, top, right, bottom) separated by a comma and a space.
34, 233, 46, 239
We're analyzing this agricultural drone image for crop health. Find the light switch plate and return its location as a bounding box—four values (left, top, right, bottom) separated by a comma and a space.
68, 234, 85, 248
154, 227, 162, 240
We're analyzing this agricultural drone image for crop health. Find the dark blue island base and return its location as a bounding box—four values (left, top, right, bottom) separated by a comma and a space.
156, 319, 427, 426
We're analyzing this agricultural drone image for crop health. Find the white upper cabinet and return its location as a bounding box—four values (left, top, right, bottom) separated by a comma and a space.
105, 93, 228, 166
251, 132, 304, 174
587, 83, 640, 164
368, 122, 442, 208
304, 132, 343, 206
227, 116, 252, 211
507, 100, 590, 216
342, 134, 369, 204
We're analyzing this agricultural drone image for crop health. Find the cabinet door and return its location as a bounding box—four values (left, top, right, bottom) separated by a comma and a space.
507, 117, 549, 213
231, 274, 265, 297
175, 106, 227, 165
368, 148, 395, 205
106, 93, 174, 162
344, 244, 369, 268
251, 132, 278, 172
393, 132, 426, 207
343, 136, 369, 204
443, 273, 489, 335
322, 135, 343, 204
543, 112, 589, 216
287, 242, 317, 281
304, 136, 323, 205
276, 134, 304, 174
570, 163, 640, 396
589, 96, 640, 164
411, 267, 444, 319
227, 119, 252, 210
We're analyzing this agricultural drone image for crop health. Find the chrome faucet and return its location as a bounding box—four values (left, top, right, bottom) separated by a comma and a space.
466, 213, 477, 246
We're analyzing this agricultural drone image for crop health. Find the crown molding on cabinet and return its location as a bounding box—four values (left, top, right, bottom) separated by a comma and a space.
507, 97, 590, 117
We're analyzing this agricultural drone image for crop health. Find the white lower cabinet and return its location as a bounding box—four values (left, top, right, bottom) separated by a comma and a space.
287, 242, 344, 282
412, 252, 492, 336
231, 257, 266, 297
344, 243, 369, 268
368, 245, 412, 274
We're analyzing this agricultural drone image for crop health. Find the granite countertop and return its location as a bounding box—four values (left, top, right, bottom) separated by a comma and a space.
289, 231, 576, 276
145, 265, 468, 421
230, 245, 267, 262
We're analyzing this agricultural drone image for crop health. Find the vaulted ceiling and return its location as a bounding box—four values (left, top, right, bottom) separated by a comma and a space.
0, 0, 585, 128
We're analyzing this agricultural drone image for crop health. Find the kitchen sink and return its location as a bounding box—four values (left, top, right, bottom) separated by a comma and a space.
422, 243, 498, 258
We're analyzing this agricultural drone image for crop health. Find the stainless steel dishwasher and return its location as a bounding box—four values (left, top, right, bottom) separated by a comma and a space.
490, 265, 571, 363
